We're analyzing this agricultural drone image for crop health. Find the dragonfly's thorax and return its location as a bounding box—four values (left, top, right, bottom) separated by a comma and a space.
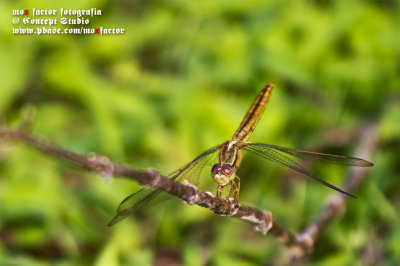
219, 140, 243, 170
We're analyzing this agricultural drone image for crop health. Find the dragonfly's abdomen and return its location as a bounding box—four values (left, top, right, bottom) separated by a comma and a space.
232, 84, 273, 143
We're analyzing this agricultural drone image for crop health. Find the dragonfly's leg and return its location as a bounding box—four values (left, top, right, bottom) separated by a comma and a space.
234, 176, 241, 202
216, 185, 224, 198
226, 181, 234, 199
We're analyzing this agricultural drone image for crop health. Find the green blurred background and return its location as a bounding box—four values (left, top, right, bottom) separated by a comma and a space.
1, 0, 399, 265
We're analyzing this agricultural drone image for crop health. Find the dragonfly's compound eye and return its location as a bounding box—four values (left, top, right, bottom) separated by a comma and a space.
211, 163, 222, 176
221, 164, 234, 176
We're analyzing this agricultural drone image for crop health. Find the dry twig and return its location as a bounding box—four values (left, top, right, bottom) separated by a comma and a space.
297, 123, 377, 256
0, 123, 376, 256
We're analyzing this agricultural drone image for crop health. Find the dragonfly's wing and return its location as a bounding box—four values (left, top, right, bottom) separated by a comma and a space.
242, 143, 359, 197
116, 187, 158, 213
243, 143, 373, 167
108, 187, 163, 226
108, 145, 221, 226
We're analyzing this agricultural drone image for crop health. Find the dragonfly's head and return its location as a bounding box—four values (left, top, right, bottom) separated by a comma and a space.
211, 163, 235, 186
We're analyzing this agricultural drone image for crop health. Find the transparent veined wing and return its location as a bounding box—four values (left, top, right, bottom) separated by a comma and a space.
243, 143, 373, 166
108, 145, 221, 226
242, 143, 372, 197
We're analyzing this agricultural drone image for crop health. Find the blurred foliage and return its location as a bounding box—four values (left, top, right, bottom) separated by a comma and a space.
0, 0, 399, 265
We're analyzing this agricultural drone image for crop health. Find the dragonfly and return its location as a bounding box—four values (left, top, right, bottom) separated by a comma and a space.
109, 84, 373, 226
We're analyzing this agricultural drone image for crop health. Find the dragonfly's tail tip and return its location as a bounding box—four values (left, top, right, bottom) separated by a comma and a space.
265, 83, 274, 89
